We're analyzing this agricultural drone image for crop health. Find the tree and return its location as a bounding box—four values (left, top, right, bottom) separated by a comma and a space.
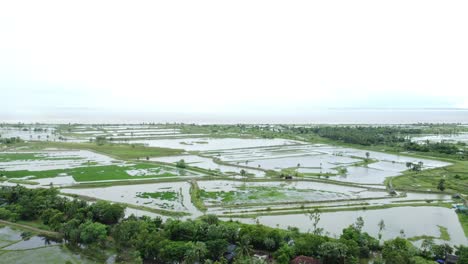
205, 239, 228, 260
159, 240, 190, 263
437, 179, 446, 192
432, 243, 453, 260
185, 241, 208, 264
420, 238, 434, 258
91, 201, 125, 225
200, 214, 219, 225
365, 152, 370, 162
273, 244, 295, 264
40, 208, 64, 231
240, 169, 247, 177
455, 245, 468, 264
308, 209, 323, 235
95, 136, 107, 145
378, 219, 385, 241
176, 159, 187, 169
353, 216, 364, 232
263, 237, 276, 251
236, 235, 253, 257
406, 162, 413, 170
79, 221, 108, 246
382, 238, 416, 264
319, 241, 348, 264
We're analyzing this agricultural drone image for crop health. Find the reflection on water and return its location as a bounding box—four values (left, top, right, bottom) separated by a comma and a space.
234, 206, 467, 246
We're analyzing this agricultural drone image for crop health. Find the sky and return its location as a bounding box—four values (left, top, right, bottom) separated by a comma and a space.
1, 0, 468, 120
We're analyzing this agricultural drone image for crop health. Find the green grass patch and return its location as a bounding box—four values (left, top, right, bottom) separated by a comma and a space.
3, 163, 195, 182
407, 235, 437, 242
13, 141, 183, 160
7, 179, 40, 185
0, 153, 42, 161
190, 180, 207, 212
457, 213, 468, 238
437, 225, 450, 240
407, 225, 450, 242
199, 190, 236, 203
390, 160, 468, 195
136, 191, 178, 201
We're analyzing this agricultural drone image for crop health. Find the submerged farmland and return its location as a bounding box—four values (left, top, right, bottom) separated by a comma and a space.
0, 123, 466, 248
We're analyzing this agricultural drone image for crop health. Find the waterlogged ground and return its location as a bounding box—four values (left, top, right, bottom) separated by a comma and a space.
0, 226, 99, 264
0, 149, 201, 185
126, 137, 302, 151
0, 150, 116, 171
62, 182, 201, 216
412, 132, 468, 143
233, 206, 468, 246
151, 155, 265, 177
1, 124, 465, 247
197, 180, 390, 206
0, 126, 57, 141
202, 144, 451, 184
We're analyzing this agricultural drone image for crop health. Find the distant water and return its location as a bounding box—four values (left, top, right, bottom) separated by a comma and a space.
2, 109, 468, 124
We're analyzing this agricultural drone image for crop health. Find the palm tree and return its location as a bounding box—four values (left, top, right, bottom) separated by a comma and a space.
236, 235, 253, 257
184, 241, 207, 264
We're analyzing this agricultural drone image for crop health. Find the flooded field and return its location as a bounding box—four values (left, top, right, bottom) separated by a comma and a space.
197, 180, 390, 206
201, 144, 451, 184
0, 126, 58, 141
0, 149, 201, 183
1, 124, 465, 250
124, 137, 302, 151
0, 226, 98, 263
234, 206, 467, 246
62, 182, 201, 216
0, 150, 116, 171
412, 133, 468, 143
151, 155, 265, 177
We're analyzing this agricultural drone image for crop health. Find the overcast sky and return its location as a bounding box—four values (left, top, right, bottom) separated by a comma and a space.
1, 0, 468, 117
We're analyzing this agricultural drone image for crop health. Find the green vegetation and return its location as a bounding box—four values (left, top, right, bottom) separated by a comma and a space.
0, 174, 467, 263
0, 137, 23, 145
2, 163, 194, 182
0, 153, 47, 161
136, 191, 178, 201
391, 160, 468, 194
189, 180, 207, 212
199, 190, 236, 203
407, 225, 450, 242
302, 126, 417, 146
13, 141, 183, 160
7, 179, 40, 185
437, 225, 450, 241
200, 186, 298, 205
458, 213, 468, 238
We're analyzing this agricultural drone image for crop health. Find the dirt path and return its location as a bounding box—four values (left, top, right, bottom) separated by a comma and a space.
0, 220, 61, 238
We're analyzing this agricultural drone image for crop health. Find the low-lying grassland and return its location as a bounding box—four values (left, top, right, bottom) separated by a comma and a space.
136, 191, 178, 201
390, 160, 468, 195
12, 141, 183, 160
3, 163, 196, 182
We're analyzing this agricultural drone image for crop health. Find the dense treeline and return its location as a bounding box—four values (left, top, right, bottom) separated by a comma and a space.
0, 186, 467, 263
0, 136, 23, 144
292, 126, 418, 146
403, 141, 461, 155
